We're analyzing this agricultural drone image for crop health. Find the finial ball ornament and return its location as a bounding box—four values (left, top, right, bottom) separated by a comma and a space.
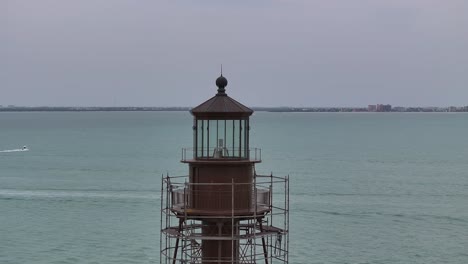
216, 75, 228, 89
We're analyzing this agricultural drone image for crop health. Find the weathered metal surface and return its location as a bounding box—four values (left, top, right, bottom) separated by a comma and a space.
188, 163, 253, 213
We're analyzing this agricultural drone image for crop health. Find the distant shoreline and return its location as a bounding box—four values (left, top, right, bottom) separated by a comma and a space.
1, 106, 467, 112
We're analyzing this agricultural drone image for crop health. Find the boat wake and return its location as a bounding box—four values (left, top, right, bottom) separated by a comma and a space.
0, 146, 29, 153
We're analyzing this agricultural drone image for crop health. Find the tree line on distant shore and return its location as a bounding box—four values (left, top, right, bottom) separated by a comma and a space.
0, 106, 467, 112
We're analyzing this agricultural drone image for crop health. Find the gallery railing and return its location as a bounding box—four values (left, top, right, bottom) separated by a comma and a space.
170, 182, 271, 213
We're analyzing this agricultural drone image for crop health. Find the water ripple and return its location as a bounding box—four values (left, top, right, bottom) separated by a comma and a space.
311, 209, 468, 225
0, 189, 160, 201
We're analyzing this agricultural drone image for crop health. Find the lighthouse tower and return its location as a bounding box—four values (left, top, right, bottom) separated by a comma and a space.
161, 73, 289, 264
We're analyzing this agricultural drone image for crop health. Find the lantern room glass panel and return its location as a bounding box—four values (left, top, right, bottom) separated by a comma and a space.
193, 118, 249, 159
196, 120, 204, 158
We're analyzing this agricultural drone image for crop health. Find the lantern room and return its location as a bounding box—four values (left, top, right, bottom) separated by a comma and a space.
190, 74, 253, 160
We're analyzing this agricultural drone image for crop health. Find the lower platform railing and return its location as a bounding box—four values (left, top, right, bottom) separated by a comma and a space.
160, 174, 289, 264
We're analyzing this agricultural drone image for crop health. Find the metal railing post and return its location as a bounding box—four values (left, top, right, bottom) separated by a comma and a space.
231, 178, 235, 264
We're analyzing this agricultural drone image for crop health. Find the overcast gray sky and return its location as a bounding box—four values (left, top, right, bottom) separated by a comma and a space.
2, 0, 467, 107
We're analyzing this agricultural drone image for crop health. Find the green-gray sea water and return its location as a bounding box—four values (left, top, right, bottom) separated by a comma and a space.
1, 111, 467, 264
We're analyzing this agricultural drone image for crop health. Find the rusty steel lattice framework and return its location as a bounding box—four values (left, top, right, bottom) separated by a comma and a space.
160, 173, 289, 263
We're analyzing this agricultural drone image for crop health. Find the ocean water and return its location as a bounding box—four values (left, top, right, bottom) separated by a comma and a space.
1, 111, 467, 264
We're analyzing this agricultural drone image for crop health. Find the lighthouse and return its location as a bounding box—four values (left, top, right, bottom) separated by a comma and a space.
161, 73, 289, 263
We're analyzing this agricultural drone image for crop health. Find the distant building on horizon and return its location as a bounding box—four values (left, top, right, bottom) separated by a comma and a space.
377, 104, 392, 112
368, 104, 391, 112
392, 106, 406, 112
449, 106, 468, 112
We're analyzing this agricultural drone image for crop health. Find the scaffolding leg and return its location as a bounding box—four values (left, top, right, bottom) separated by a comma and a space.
258, 219, 269, 264
172, 218, 184, 264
